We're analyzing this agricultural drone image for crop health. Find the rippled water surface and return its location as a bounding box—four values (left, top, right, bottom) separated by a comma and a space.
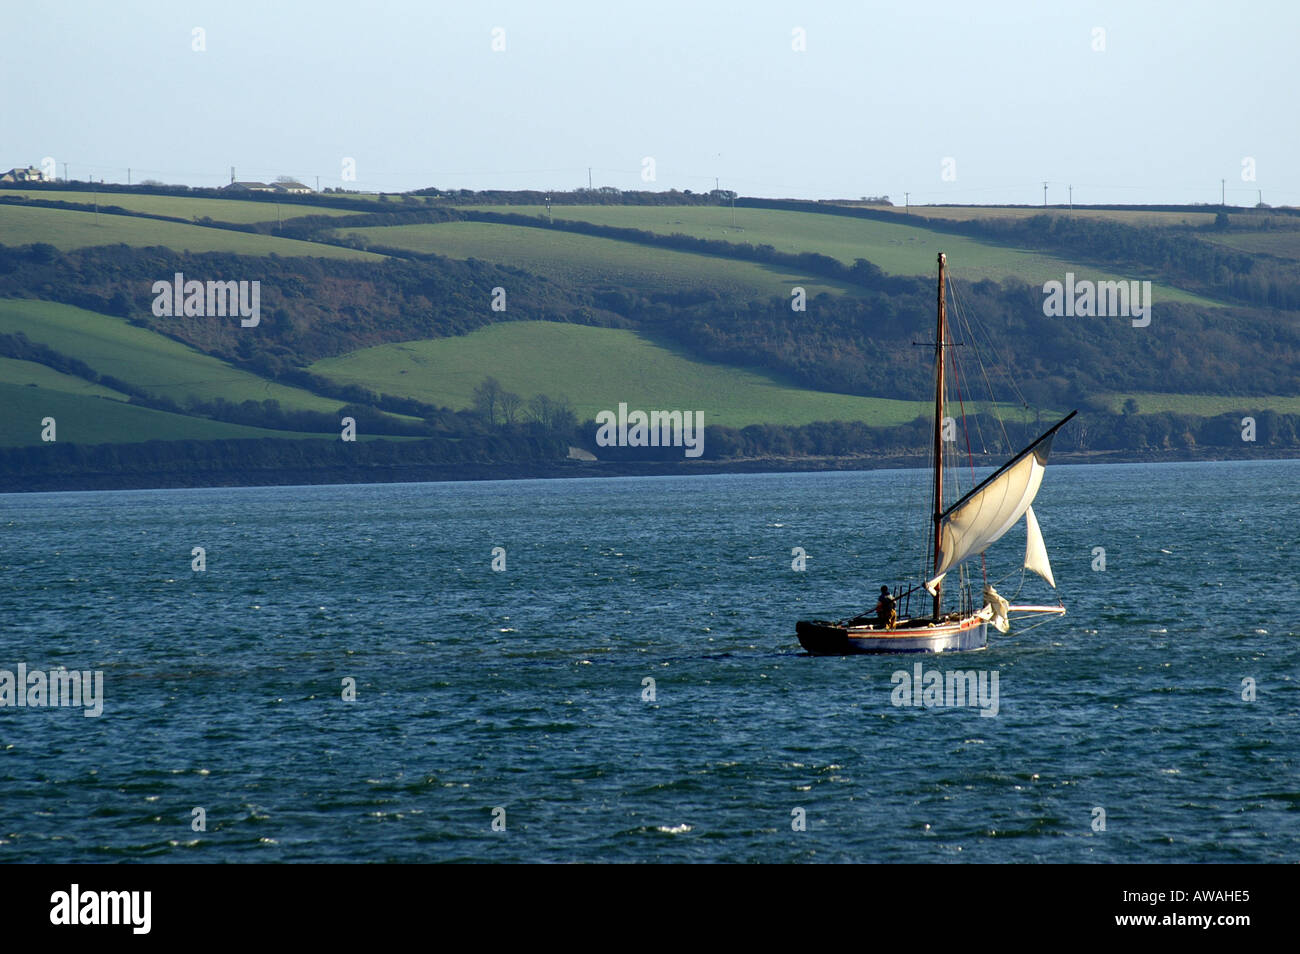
1, 460, 1296, 862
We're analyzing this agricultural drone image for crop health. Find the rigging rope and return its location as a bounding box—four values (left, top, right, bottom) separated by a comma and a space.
946, 274, 990, 588
948, 274, 1027, 452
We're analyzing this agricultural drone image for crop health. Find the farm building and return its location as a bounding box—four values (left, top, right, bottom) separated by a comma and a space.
0, 166, 50, 183
222, 179, 312, 194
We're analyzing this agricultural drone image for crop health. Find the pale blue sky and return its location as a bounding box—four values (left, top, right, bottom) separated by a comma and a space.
2, 0, 1295, 205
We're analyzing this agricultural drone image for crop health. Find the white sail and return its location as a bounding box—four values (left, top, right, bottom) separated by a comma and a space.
1023, 505, 1056, 588
925, 423, 1064, 594
982, 584, 1010, 632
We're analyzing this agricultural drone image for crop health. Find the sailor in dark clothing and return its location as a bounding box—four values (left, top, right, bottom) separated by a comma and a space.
874, 585, 897, 630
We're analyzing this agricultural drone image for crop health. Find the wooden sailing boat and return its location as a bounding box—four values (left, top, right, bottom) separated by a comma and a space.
796, 252, 1075, 655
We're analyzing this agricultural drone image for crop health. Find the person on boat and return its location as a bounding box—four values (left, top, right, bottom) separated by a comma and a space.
874, 586, 897, 630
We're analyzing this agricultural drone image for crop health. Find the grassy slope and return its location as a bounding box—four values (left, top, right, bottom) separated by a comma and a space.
0, 299, 344, 412
0, 356, 129, 400
0, 204, 382, 260
0, 382, 342, 447
1, 190, 356, 223
1097, 392, 1300, 416
886, 204, 1300, 267
336, 220, 855, 299
862, 205, 1221, 227
1199, 230, 1300, 261
465, 204, 1217, 306
308, 320, 1025, 428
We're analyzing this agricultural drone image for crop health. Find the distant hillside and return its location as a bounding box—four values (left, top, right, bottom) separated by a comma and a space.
0, 188, 357, 223
0, 380, 338, 447
337, 219, 855, 300
308, 320, 1006, 428
451, 203, 1217, 306
1, 182, 1298, 486
0, 299, 343, 413
0, 202, 382, 260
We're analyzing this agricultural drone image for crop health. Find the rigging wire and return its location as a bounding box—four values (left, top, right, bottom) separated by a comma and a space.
949, 267, 1070, 618
997, 615, 1060, 641
907, 261, 1063, 623
952, 291, 998, 460
948, 274, 1030, 451
946, 273, 992, 590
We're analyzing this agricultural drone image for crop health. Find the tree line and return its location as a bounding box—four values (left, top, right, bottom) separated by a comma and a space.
569, 410, 1300, 461
471, 377, 578, 436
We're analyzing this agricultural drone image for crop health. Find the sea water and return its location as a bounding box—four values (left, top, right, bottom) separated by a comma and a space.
0, 459, 1295, 862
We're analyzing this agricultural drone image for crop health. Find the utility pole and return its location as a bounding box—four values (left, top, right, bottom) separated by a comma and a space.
1068, 185, 1072, 210
63, 162, 69, 181
1043, 181, 1048, 207
905, 192, 910, 214
1258, 189, 1263, 206
127, 167, 131, 186
588, 167, 592, 190
316, 175, 320, 192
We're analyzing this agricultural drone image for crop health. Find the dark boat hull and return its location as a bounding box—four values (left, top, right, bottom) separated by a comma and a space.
796, 615, 988, 655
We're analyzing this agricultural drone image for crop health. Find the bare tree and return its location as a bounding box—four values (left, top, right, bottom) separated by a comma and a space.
498, 389, 524, 425
527, 394, 554, 427
472, 377, 503, 426
549, 395, 577, 434
526, 394, 577, 433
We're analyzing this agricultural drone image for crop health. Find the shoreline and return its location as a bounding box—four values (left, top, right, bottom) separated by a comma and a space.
2, 446, 1296, 494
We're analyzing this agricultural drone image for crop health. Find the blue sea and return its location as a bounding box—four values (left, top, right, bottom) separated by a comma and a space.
1, 459, 1296, 862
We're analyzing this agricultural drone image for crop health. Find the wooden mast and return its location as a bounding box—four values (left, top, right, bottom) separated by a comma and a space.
932, 252, 947, 622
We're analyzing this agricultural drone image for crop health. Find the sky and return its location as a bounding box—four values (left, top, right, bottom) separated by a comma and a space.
2, 0, 1296, 206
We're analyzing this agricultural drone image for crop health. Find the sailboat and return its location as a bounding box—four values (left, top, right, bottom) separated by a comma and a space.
796, 252, 1075, 655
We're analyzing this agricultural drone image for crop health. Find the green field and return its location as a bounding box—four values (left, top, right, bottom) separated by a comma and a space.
1200, 230, 1300, 261
0, 204, 383, 260
336, 220, 856, 299
0, 299, 345, 412
0, 381, 339, 447
1098, 392, 1300, 416
310, 320, 996, 428
860, 205, 1222, 227
464, 205, 1218, 306
1, 190, 357, 224
0, 356, 129, 400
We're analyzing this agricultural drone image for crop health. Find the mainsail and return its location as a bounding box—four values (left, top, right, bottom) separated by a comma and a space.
925, 411, 1075, 594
